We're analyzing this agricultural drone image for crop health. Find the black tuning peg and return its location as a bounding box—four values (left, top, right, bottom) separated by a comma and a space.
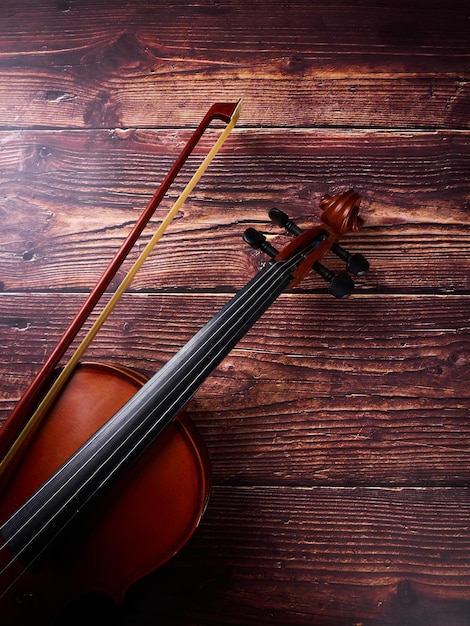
268, 208, 303, 236
313, 261, 354, 298
330, 242, 369, 276
243, 228, 279, 259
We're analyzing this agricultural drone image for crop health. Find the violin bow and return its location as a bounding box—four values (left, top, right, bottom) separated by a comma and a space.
0, 100, 242, 477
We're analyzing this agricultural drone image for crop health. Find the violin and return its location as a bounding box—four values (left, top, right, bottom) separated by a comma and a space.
0, 104, 369, 625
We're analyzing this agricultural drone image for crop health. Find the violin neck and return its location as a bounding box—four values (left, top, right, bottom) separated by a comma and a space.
1, 257, 295, 566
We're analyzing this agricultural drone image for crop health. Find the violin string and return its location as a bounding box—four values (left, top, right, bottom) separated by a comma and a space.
0, 242, 312, 592
66, 257, 296, 501
0, 256, 293, 593
0, 254, 294, 542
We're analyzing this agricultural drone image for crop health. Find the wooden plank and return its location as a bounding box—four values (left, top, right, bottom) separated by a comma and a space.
56, 486, 470, 625
1, 71, 466, 131
1, 129, 468, 293
1, 293, 468, 485
0, 2, 468, 129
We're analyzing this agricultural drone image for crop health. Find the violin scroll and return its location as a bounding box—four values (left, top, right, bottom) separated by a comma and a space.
244, 189, 369, 296
320, 189, 364, 236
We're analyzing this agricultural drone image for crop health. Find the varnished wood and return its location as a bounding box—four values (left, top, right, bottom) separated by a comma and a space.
0, 363, 211, 625
0, 1, 468, 624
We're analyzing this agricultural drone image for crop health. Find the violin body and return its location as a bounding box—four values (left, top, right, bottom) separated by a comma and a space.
0, 363, 210, 625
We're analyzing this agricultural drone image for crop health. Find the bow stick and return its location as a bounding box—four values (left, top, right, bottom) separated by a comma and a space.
0, 100, 242, 477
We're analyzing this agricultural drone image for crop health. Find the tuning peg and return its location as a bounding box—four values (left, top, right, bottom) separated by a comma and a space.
268, 208, 303, 236
243, 228, 279, 259
313, 261, 354, 298
330, 242, 369, 276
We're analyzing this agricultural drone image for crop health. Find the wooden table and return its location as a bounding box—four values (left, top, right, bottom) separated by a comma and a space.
0, 1, 469, 624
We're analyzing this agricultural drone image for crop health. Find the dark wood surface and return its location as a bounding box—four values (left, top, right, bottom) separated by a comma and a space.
0, 1, 469, 624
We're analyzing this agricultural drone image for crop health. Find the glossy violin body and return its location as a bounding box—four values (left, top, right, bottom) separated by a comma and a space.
0, 363, 210, 625
0, 188, 369, 625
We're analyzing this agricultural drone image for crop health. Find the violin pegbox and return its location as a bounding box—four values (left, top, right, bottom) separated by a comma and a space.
243, 189, 369, 298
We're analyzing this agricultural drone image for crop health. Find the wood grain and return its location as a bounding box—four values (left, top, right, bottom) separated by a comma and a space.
0, 2, 468, 129
58, 486, 470, 626
1, 293, 468, 486
0, 129, 468, 293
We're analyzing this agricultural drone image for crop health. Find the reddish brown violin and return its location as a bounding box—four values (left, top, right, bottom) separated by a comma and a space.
0, 136, 369, 622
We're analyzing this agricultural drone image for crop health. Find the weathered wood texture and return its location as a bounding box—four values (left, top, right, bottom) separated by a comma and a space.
0, 1, 468, 129
0, 1, 469, 625
1, 129, 468, 293
2, 293, 469, 489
